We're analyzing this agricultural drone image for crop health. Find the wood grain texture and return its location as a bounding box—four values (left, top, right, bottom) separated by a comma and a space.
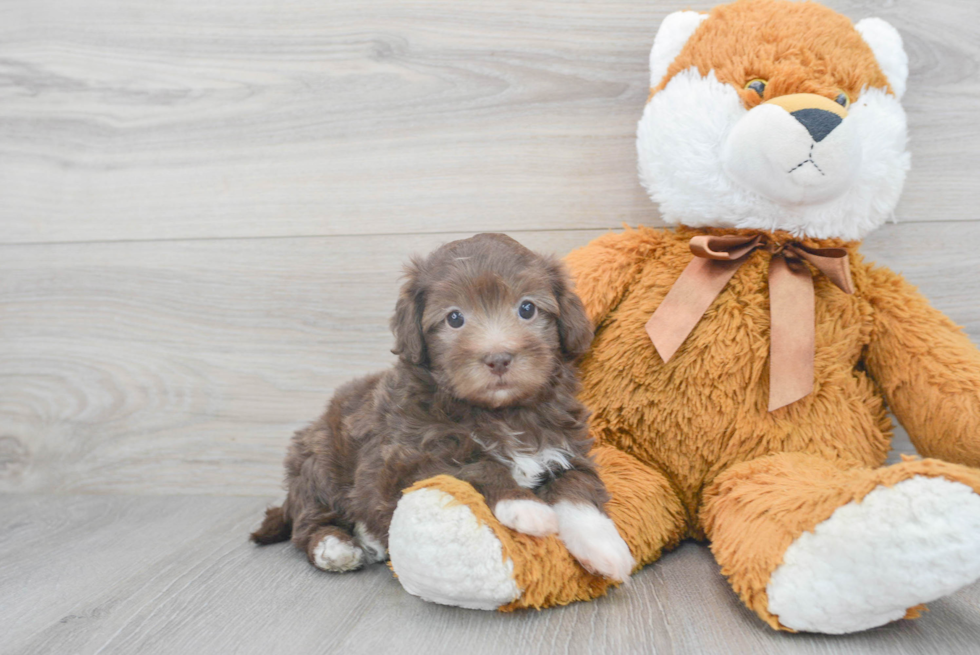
1, 0, 978, 244
1, 222, 977, 496
2, 494, 978, 655
0, 230, 607, 495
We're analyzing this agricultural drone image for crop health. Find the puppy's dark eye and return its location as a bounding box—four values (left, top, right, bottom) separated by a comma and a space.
446, 310, 464, 329
518, 301, 536, 320
745, 79, 767, 97
834, 91, 850, 108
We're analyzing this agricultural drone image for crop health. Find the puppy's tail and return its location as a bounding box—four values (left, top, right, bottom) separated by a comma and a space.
250, 505, 292, 545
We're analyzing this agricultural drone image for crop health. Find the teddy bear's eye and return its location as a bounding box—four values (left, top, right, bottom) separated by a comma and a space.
446, 310, 464, 328
834, 91, 850, 108
745, 79, 767, 97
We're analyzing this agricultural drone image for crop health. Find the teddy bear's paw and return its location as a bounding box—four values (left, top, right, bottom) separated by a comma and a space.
554, 501, 636, 582
767, 475, 980, 634
493, 499, 559, 537
388, 487, 521, 610
312, 535, 365, 572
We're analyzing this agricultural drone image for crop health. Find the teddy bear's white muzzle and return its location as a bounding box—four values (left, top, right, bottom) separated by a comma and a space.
722, 100, 862, 206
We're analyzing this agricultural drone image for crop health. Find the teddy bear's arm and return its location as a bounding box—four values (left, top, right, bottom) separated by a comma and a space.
563, 230, 651, 326
863, 263, 980, 468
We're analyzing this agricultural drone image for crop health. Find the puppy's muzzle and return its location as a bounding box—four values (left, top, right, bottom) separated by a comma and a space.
483, 352, 513, 376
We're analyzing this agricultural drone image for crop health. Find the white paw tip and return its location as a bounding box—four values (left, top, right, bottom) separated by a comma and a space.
312, 535, 364, 572
554, 501, 635, 582
354, 522, 387, 563
494, 499, 559, 537
768, 476, 980, 634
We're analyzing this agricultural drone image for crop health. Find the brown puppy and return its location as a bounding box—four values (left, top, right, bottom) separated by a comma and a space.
251, 233, 634, 580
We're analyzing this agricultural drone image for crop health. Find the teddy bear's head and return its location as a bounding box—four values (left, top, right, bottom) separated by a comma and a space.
637, 0, 910, 240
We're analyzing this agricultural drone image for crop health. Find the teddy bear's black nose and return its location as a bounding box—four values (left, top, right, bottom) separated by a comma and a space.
791, 108, 843, 143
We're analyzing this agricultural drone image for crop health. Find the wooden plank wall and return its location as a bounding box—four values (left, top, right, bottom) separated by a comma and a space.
2, 0, 979, 496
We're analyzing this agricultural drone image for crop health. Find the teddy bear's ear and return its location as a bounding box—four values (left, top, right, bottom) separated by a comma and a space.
649, 11, 708, 89
855, 18, 908, 100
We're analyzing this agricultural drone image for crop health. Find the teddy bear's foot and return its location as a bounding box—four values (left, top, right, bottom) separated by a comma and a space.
388, 448, 687, 610
388, 484, 521, 610
703, 453, 980, 633
767, 475, 980, 633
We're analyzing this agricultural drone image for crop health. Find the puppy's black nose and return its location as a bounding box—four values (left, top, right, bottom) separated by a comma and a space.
484, 353, 513, 375
791, 108, 842, 143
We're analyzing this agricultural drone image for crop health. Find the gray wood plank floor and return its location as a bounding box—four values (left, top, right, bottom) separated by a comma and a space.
2, 0, 980, 652
3, 494, 979, 655
1, 0, 978, 244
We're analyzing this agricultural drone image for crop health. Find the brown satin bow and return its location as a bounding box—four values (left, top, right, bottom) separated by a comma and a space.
645, 233, 854, 412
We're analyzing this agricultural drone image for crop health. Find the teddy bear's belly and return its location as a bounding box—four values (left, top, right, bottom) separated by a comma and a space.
578, 273, 892, 521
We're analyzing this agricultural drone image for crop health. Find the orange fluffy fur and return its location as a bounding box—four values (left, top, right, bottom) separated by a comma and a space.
570, 226, 980, 628
411, 226, 980, 627
405, 0, 980, 629
654, 0, 892, 103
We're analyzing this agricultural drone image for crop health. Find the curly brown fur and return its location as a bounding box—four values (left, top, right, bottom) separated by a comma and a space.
250, 233, 607, 572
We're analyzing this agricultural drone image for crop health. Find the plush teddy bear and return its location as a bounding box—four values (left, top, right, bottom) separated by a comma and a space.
385, 0, 980, 634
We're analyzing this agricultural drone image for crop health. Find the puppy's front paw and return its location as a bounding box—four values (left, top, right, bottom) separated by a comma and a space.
311, 534, 365, 572
554, 501, 635, 581
493, 499, 559, 537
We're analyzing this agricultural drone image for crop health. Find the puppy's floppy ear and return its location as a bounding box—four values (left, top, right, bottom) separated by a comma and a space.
548, 260, 594, 361
390, 257, 428, 367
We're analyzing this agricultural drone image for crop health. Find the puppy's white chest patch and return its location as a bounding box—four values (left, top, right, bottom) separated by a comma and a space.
508, 448, 573, 488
